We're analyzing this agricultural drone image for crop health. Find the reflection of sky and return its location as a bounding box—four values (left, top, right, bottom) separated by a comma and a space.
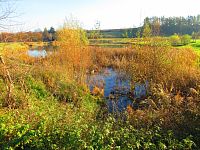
27, 50, 47, 58
134, 82, 148, 98
88, 68, 148, 112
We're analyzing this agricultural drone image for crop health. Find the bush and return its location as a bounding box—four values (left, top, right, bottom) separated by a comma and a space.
170, 34, 191, 46
181, 34, 191, 45
170, 34, 181, 46
128, 46, 200, 91
53, 20, 91, 83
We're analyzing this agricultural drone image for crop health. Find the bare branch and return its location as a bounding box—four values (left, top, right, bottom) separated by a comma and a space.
0, 0, 20, 30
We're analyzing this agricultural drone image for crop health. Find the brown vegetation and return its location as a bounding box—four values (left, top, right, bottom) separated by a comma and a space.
0, 32, 42, 42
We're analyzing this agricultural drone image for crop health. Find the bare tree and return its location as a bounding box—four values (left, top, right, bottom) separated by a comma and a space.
0, 0, 18, 30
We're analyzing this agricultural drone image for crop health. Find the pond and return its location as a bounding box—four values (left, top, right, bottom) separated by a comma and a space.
87, 68, 148, 112
28, 49, 47, 58
27, 46, 148, 112
27, 45, 56, 58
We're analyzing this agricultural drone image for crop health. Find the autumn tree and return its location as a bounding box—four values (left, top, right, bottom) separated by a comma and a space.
152, 18, 160, 36
142, 22, 152, 38
56, 19, 90, 83
170, 34, 181, 46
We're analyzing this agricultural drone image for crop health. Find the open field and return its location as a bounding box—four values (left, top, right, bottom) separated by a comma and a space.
186, 40, 200, 53
90, 37, 200, 51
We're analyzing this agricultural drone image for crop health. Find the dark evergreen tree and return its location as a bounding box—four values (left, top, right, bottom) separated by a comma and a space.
48, 27, 56, 41
42, 27, 50, 42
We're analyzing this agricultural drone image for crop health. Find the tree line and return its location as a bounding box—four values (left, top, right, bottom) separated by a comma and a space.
142, 15, 200, 36
0, 27, 57, 42
1, 15, 200, 42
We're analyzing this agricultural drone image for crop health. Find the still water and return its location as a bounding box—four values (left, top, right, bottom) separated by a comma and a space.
27, 45, 55, 58
28, 46, 148, 112
88, 68, 148, 112
28, 49, 47, 58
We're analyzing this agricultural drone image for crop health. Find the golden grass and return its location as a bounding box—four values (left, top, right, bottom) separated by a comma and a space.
129, 46, 200, 91
91, 47, 134, 70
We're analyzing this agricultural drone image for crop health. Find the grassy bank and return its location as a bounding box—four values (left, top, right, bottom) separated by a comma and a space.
0, 42, 50, 52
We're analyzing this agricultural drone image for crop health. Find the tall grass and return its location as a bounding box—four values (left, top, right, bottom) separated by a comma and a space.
90, 44, 200, 147
92, 44, 200, 91
128, 46, 200, 92
91, 47, 134, 70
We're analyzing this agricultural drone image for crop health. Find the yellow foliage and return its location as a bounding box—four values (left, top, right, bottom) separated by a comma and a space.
48, 22, 91, 83
129, 46, 200, 91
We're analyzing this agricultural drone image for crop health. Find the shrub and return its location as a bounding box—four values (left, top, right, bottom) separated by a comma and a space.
128, 46, 200, 91
52, 19, 91, 83
170, 34, 181, 46
181, 34, 191, 45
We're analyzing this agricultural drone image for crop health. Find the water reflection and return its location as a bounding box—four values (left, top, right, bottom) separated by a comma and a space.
28, 49, 47, 58
27, 45, 148, 112
27, 45, 56, 58
88, 68, 148, 112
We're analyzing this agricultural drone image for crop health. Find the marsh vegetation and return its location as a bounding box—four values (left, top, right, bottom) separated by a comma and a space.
0, 18, 200, 149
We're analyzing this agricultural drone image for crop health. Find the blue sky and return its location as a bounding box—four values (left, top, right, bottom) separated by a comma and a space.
10, 0, 200, 31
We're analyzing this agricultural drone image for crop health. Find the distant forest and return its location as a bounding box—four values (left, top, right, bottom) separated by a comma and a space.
91, 15, 200, 38
1, 15, 200, 42
145, 15, 200, 36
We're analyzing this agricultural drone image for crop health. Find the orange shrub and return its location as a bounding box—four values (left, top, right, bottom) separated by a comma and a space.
48, 22, 91, 83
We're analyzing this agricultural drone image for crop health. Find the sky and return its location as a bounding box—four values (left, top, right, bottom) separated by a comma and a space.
3, 0, 200, 31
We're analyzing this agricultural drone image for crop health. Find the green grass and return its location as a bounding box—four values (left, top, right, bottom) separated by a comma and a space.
0, 60, 198, 149
89, 37, 170, 48
189, 40, 200, 53
172, 39, 200, 55
90, 37, 200, 53
87, 28, 138, 38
